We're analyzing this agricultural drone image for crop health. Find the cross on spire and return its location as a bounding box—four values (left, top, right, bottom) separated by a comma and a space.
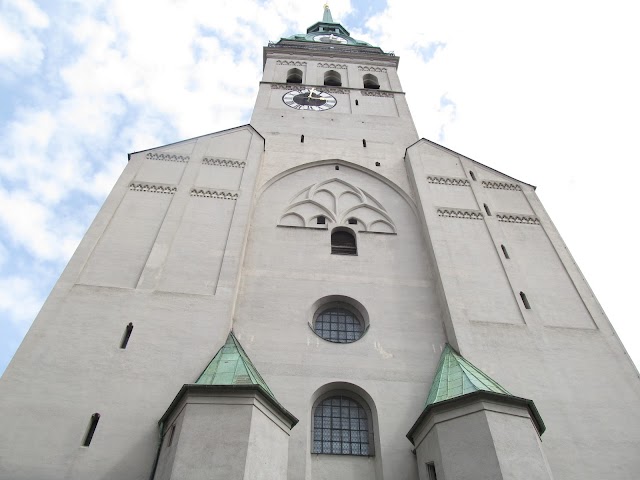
322, 4, 334, 23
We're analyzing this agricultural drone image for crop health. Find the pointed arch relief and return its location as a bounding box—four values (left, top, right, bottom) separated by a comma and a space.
277, 177, 397, 234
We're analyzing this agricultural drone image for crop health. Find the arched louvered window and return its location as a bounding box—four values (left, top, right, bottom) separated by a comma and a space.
363, 73, 380, 89
331, 229, 357, 255
286, 68, 303, 83
324, 70, 342, 86
312, 394, 372, 456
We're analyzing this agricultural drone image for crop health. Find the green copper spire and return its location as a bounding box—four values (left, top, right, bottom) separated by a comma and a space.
322, 4, 334, 23
196, 331, 276, 401
426, 344, 511, 406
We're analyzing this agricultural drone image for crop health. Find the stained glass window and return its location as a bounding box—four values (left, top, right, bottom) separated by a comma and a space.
312, 395, 371, 456
314, 308, 363, 344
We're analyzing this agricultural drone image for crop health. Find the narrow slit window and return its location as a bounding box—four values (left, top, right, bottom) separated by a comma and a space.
484, 203, 491, 216
167, 424, 176, 447
301, 134, 304, 143
335, 165, 340, 170
520, 291, 531, 309
120, 322, 133, 349
317, 216, 326, 225
427, 463, 438, 480
82, 413, 100, 447
355, 99, 359, 106
375, 162, 380, 166
348, 218, 357, 225
362, 139, 367, 147
470, 170, 476, 181
501, 244, 510, 259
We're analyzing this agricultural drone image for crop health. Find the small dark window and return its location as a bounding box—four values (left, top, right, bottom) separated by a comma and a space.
484, 203, 491, 216
82, 413, 100, 447
167, 424, 176, 447
501, 244, 510, 259
375, 162, 380, 167
286, 68, 302, 84
520, 291, 531, 309
362, 139, 367, 147
335, 165, 340, 170
120, 322, 133, 349
317, 216, 326, 225
348, 218, 357, 225
427, 463, 438, 480
355, 99, 359, 106
324, 70, 342, 86
470, 170, 476, 181
363, 73, 380, 89
331, 229, 357, 255
301, 134, 305, 143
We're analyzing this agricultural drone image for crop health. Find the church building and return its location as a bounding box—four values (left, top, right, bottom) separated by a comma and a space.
1, 6, 639, 480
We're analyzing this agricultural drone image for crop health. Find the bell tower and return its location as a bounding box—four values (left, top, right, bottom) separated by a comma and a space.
0, 5, 639, 480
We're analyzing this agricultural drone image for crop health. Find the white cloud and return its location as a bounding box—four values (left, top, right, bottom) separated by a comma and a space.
0, 0, 49, 73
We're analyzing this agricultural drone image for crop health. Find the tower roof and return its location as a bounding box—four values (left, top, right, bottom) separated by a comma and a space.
196, 331, 276, 401
426, 344, 511, 406
280, 5, 376, 48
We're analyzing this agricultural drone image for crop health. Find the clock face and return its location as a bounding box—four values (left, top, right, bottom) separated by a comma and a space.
282, 88, 337, 111
313, 34, 348, 44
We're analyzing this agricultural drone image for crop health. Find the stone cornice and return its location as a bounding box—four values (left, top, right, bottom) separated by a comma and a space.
264, 81, 404, 96
264, 44, 399, 68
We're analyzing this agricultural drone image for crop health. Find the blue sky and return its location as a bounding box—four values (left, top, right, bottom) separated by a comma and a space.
1, 0, 639, 375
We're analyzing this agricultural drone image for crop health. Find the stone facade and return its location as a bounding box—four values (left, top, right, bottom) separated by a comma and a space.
0, 11, 639, 480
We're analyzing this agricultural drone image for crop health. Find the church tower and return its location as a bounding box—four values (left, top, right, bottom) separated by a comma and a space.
1, 6, 639, 480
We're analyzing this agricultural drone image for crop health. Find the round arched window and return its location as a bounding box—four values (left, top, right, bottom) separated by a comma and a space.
314, 307, 364, 343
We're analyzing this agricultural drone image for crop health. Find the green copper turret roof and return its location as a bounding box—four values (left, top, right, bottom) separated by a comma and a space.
196, 331, 276, 401
322, 4, 334, 23
426, 344, 511, 406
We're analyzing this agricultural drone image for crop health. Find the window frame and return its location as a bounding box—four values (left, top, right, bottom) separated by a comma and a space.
311, 390, 375, 456
311, 304, 366, 344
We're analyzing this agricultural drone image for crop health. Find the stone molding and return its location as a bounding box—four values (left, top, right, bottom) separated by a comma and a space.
317, 62, 346, 69
202, 157, 246, 168
358, 66, 387, 72
361, 90, 394, 97
497, 214, 540, 225
269, 83, 349, 94
437, 208, 483, 220
145, 153, 189, 162
482, 180, 522, 191
129, 183, 176, 194
276, 60, 306, 66
428, 175, 470, 187
190, 189, 238, 200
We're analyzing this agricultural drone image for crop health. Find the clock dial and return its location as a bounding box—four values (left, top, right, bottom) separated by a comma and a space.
282, 88, 337, 111
313, 34, 348, 44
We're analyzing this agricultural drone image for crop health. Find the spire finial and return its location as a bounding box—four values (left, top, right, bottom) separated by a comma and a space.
322, 4, 334, 23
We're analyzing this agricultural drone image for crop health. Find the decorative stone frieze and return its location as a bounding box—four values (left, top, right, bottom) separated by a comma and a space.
276, 60, 306, 66
482, 180, 522, 191
202, 158, 246, 168
145, 153, 189, 162
129, 183, 177, 194
361, 90, 394, 97
317, 62, 346, 69
269, 84, 348, 94
497, 214, 540, 225
358, 66, 387, 72
190, 189, 238, 200
428, 176, 470, 187
437, 209, 483, 220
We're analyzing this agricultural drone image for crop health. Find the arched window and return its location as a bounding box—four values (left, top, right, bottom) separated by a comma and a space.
312, 394, 372, 456
313, 306, 364, 343
331, 228, 356, 255
286, 68, 302, 84
363, 74, 380, 89
324, 70, 342, 87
